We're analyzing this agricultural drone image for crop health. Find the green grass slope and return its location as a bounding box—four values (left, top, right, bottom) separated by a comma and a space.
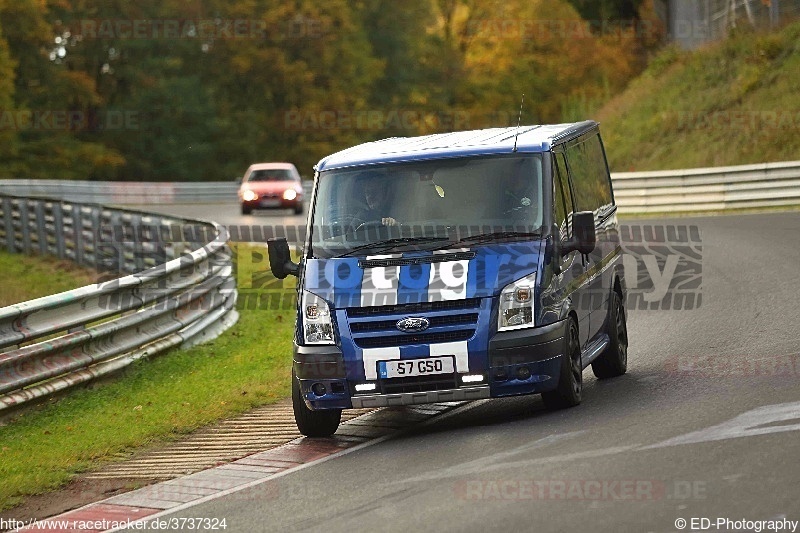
596, 22, 800, 172
0, 251, 98, 307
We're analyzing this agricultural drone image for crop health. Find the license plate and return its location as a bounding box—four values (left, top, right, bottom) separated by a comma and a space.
378, 356, 454, 379
260, 199, 281, 207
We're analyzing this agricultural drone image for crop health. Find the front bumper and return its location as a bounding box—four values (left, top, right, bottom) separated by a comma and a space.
293, 318, 568, 410
351, 386, 490, 408
242, 198, 302, 210
488, 319, 566, 396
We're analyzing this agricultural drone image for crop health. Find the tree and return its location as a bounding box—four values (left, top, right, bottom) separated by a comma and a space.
0, 7, 18, 164
0, 0, 657, 181
0, 0, 124, 179
565, 0, 646, 24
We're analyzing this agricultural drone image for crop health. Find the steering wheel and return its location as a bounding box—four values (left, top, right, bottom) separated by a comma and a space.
321, 215, 364, 237
354, 220, 385, 232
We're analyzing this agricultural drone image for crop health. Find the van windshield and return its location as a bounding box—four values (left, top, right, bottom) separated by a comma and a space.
309, 155, 544, 258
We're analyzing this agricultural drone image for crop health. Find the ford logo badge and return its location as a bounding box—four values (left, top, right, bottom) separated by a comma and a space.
396, 317, 430, 333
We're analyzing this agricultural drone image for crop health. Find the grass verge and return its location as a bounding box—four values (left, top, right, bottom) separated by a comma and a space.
0, 251, 99, 307
597, 21, 800, 171
0, 243, 296, 511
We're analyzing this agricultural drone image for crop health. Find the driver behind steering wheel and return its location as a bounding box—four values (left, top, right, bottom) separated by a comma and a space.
501, 165, 537, 227
351, 172, 397, 230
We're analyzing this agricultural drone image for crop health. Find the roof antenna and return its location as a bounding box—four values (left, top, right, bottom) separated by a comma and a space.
512, 93, 525, 153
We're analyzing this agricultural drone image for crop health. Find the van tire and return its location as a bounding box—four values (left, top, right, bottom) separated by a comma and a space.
292, 369, 341, 437
294, 204, 304, 215
241, 204, 252, 216
541, 317, 582, 409
591, 291, 628, 379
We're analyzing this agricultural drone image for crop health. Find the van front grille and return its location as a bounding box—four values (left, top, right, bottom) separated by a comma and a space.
346, 298, 480, 318
347, 298, 481, 349
354, 329, 474, 349
349, 313, 478, 333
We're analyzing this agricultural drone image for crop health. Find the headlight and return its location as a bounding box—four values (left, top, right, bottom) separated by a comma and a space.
498, 272, 536, 331
283, 189, 298, 201
302, 291, 335, 344
242, 190, 258, 202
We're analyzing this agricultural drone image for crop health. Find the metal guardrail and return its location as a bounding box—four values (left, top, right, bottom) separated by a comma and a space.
611, 160, 800, 213
3, 161, 799, 213
0, 180, 241, 205
0, 195, 239, 412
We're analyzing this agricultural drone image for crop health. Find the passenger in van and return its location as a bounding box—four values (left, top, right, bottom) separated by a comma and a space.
501, 167, 537, 226
350, 172, 398, 229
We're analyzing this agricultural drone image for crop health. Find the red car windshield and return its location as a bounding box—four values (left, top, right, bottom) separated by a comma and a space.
247, 169, 295, 182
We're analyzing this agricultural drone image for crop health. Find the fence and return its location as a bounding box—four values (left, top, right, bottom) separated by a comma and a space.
665, 0, 800, 48
0, 180, 240, 205
611, 160, 800, 213
3, 160, 799, 214
0, 195, 239, 412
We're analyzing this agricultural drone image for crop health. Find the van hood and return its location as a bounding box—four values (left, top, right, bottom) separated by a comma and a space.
302, 241, 544, 309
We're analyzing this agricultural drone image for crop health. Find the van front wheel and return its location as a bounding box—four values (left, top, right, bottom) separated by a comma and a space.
292, 370, 341, 437
541, 317, 582, 410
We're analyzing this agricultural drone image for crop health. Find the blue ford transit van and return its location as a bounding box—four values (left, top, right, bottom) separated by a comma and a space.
268, 121, 628, 437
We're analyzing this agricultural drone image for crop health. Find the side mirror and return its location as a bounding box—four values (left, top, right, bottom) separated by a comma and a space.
561, 211, 596, 256
267, 237, 299, 279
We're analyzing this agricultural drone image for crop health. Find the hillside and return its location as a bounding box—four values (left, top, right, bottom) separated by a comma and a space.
596, 21, 800, 172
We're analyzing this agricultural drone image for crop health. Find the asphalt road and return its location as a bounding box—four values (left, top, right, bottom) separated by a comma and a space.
146, 211, 800, 533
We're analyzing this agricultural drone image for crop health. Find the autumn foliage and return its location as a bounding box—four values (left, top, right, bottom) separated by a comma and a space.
0, 0, 663, 180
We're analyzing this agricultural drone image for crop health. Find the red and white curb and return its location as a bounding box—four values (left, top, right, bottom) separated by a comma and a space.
15, 402, 467, 532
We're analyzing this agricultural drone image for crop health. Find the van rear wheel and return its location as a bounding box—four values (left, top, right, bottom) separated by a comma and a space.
591, 291, 628, 379
541, 317, 582, 410
292, 369, 341, 437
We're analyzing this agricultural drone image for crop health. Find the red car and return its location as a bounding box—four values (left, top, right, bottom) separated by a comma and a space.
238, 162, 304, 215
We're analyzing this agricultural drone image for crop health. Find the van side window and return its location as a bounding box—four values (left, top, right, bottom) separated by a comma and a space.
565, 133, 613, 214
553, 151, 573, 240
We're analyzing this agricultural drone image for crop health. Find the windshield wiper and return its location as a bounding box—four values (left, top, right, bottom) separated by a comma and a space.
440, 231, 542, 248
333, 236, 450, 258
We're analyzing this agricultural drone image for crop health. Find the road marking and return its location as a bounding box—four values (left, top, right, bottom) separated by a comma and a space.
401, 431, 586, 482
401, 443, 639, 484
403, 400, 800, 485
102, 433, 398, 532
644, 400, 800, 449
